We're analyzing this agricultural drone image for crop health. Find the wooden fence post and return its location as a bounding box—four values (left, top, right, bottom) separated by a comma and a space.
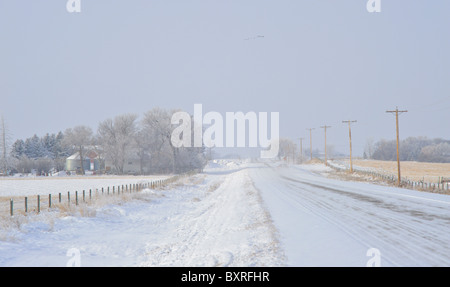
76, 191, 78, 206
10, 199, 13, 217
37, 195, 40, 213
25, 197, 28, 213
49, 194, 52, 208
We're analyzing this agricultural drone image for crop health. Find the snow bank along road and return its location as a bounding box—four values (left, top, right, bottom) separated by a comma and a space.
0, 161, 284, 267
0, 160, 449, 266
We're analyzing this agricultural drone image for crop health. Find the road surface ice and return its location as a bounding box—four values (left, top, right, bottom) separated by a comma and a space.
0, 160, 449, 266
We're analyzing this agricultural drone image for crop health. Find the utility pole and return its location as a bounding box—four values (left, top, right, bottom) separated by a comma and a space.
306, 128, 315, 161
292, 143, 295, 164
386, 107, 408, 186
342, 120, 357, 173
297, 137, 304, 164
320, 125, 331, 166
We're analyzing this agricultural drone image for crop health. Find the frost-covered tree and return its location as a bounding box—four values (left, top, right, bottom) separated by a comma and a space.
371, 139, 397, 161
97, 114, 138, 174
63, 126, 93, 175
53, 132, 73, 171
364, 137, 375, 159
1, 116, 12, 174
10, 139, 25, 159
10, 132, 72, 173
41, 133, 57, 158
418, 142, 450, 163
277, 138, 297, 162
133, 129, 151, 175
24, 134, 44, 159
140, 108, 205, 174
399, 136, 431, 161
141, 108, 174, 173
371, 137, 450, 163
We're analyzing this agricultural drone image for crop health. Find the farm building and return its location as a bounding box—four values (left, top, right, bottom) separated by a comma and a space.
104, 156, 144, 175
65, 150, 102, 173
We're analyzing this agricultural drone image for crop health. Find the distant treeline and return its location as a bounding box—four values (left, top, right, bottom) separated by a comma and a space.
365, 137, 450, 163
10, 132, 74, 174
11, 132, 73, 160
7, 108, 206, 175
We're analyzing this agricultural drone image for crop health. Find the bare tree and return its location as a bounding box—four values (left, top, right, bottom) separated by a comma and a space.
141, 108, 205, 174
419, 142, 450, 163
134, 128, 151, 175
97, 114, 138, 174
142, 108, 174, 173
364, 137, 375, 159
63, 125, 93, 175
278, 138, 296, 162
0, 116, 12, 175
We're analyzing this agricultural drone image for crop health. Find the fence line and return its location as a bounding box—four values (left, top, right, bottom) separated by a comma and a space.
6, 176, 181, 217
321, 159, 449, 193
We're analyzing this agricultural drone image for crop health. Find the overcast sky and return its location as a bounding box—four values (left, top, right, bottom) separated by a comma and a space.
1, 0, 449, 156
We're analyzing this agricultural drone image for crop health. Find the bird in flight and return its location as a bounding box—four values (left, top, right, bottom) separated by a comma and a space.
244, 35, 264, 40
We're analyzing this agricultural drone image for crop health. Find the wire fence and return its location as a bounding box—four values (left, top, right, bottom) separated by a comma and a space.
3, 168, 203, 218
3, 176, 184, 217
322, 159, 450, 193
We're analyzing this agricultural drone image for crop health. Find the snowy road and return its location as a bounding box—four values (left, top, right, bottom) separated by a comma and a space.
250, 162, 450, 266
0, 160, 449, 266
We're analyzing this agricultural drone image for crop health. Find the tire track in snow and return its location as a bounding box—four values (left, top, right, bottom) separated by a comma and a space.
251, 163, 450, 266
279, 174, 450, 265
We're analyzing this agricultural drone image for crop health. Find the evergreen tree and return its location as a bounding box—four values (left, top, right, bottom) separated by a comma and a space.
24, 134, 44, 159
41, 133, 57, 158
10, 139, 25, 159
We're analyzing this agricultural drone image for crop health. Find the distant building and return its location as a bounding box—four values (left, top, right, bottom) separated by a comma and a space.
104, 155, 144, 175
66, 147, 148, 175
65, 149, 101, 172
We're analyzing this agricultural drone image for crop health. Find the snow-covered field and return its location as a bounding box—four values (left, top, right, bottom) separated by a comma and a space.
0, 159, 449, 266
0, 175, 169, 197
0, 161, 284, 266
0, 175, 170, 217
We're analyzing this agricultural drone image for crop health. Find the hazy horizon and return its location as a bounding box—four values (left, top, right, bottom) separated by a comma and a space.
1, 1, 449, 157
